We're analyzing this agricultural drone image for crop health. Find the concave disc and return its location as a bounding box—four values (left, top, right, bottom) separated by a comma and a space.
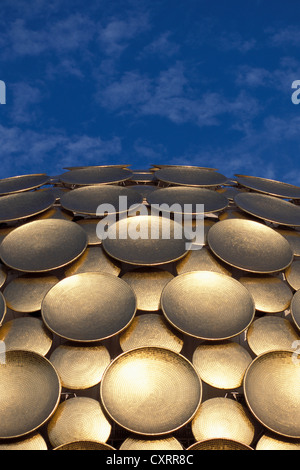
290, 289, 300, 330
0, 174, 49, 196
119, 436, 183, 450
54, 441, 115, 450
239, 275, 292, 313
155, 167, 227, 187
59, 167, 132, 186
235, 174, 300, 199
0, 292, 6, 325
255, 433, 300, 450
0, 433, 48, 450
0, 189, 56, 223
187, 439, 253, 450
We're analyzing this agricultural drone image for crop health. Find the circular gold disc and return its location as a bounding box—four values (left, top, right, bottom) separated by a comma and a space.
47, 397, 111, 448
60, 184, 143, 216
59, 167, 132, 186
0, 174, 50, 196
63, 164, 130, 170
235, 174, 300, 199
0, 433, 48, 450
76, 219, 103, 245
187, 439, 253, 450
244, 350, 300, 438
285, 259, 300, 291
256, 433, 300, 450
102, 215, 189, 266
275, 228, 300, 256
191, 397, 255, 445
246, 316, 300, 356
161, 271, 255, 340
30, 205, 73, 222
121, 269, 174, 311
0, 317, 53, 356
49, 341, 111, 389
100, 347, 202, 435
3, 274, 59, 313
176, 246, 232, 276
192, 341, 252, 389
147, 187, 229, 214
0, 264, 7, 288
207, 219, 293, 273
0, 292, 6, 325
0, 219, 88, 273
41, 272, 136, 342
54, 441, 115, 450
290, 289, 300, 330
64, 246, 121, 277
119, 314, 184, 353
155, 167, 228, 187
0, 189, 56, 223
0, 350, 61, 439
239, 275, 292, 313
234, 192, 300, 227
119, 436, 183, 450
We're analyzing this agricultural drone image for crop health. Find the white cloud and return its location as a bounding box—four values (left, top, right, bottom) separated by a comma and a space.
10, 82, 43, 123
141, 31, 180, 58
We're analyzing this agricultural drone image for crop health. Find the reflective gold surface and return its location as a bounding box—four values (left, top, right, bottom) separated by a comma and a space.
0, 174, 49, 196
187, 439, 253, 450
285, 259, 300, 291
0, 350, 61, 439
246, 316, 300, 356
235, 174, 300, 199
64, 246, 121, 277
0, 189, 56, 223
119, 313, 184, 353
0, 292, 6, 325
147, 187, 229, 214
244, 350, 300, 438
161, 271, 255, 340
54, 441, 115, 450
102, 215, 189, 266
47, 397, 111, 448
0, 433, 48, 450
239, 275, 292, 313
59, 167, 132, 185
191, 397, 255, 445
42, 272, 136, 342
121, 268, 174, 311
76, 219, 103, 245
208, 219, 293, 273
0, 264, 7, 288
290, 289, 300, 330
176, 246, 232, 276
119, 436, 183, 450
100, 347, 202, 435
234, 192, 300, 226
0, 219, 88, 273
3, 274, 59, 313
192, 341, 252, 389
155, 167, 228, 187
0, 317, 53, 356
275, 228, 300, 256
256, 433, 300, 450
49, 341, 111, 389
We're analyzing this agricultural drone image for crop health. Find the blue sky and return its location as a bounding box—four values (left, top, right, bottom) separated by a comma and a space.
1, 0, 300, 183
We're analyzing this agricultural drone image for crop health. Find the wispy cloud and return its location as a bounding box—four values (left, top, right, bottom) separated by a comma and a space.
10, 82, 43, 123
141, 31, 180, 58
268, 26, 300, 47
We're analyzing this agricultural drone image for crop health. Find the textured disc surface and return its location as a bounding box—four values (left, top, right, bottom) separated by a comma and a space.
234, 192, 300, 226
290, 289, 300, 330
285, 259, 300, 291
235, 174, 300, 199
100, 347, 202, 435
0, 317, 53, 356
54, 441, 115, 450
42, 272, 136, 342
0, 433, 48, 450
0, 219, 87, 273
161, 271, 255, 340
49, 341, 111, 389
246, 316, 300, 356
0, 350, 61, 439
47, 397, 111, 448
0, 292, 6, 325
239, 275, 292, 313
119, 314, 184, 353
119, 436, 183, 450
192, 341, 252, 389
256, 433, 300, 450
0, 264, 7, 289
207, 219, 293, 273
155, 167, 228, 187
176, 246, 232, 276
59, 167, 132, 185
76, 219, 103, 245
0, 189, 56, 223
187, 439, 253, 450
275, 228, 300, 256
0, 174, 49, 196
102, 215, 189, 266
244, 350, 300, 438
191, 397, 255, 445
64, 246, 121, 277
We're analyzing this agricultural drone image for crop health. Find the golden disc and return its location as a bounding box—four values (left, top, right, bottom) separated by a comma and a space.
47, 397, 112, 448
0, 189, 56, 223
0, 264, 7, 288
49, 341, 111, 390
0, 292, 6, 325
54, 441, 115, 450
0, 219, 88, 273
59, 167, 132, 186
192, 341, 252, 389
187, 439, 253, 450
155, 167, 227, 187
175, 246, 232, 276
235, 174, 300, 199
64, 246, 121, 277
60, 184, 143, 216
75, 219, 103, 245
285, 259, 300, 291
239, 275, 292, 313
119, 314, 184, 353
152, 164, 217, 170
0, 174, 50, 196
275, 228, 300, 256
147, 187, 229, 214
0, 350, 61, 439
244, 350, 300, 438
161, 271, 255, 340
290, 289, 300, 330
234, 192, 300, 226
3, 274, 59, 313
41, 272, 136, 342
207, 219, 293, 273
256, 433, 300, 450
30, 205, 73, 221
0, 317, 53, 356
100, 347, 202, 435
119, 436, 183, 450
121, 268, 174, 311
63, 164, 130, 170
102, 215, 189, 266
191, 397, 255, 445
0, 433, 48, 450
246, 316, 300, 356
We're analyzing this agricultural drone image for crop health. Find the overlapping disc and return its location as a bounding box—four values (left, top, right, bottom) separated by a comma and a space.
59, 167, 132, 186
0, 350, 61, 439
0, 219, 88, 273
0, 433, 48, 450
155, 167, 227, 187
207, 219, 293, 273
187, 439, 253, 450
290, 289, 300, 330
0, 264, 7, 288
285, 259, 300, 291
235, 174, 300, 199
0, 189, 56, 223
244, 350, 300, 438
75, 219, 103, 245
42, 272, 136, 342
100, 347, 202, 435
0, 174, 50, 196
0, 292, 6, 325
275, 228, 300, 256
239, 275, 292, 313
255, 433, 300, 450
161, 271, 255, 340
54, 441, 115, 450
64, 246, 121, 277
176, 246, 232, 276
119, 436, 183, 450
